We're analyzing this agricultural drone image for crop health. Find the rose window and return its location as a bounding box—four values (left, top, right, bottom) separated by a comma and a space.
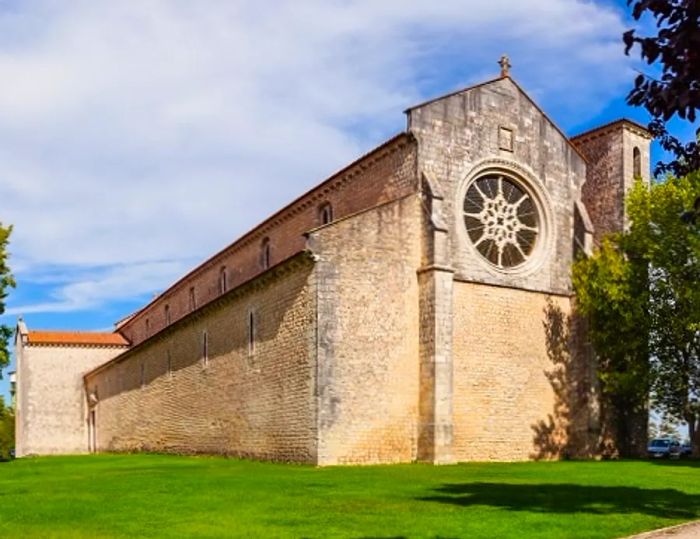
463, 174, 539, 269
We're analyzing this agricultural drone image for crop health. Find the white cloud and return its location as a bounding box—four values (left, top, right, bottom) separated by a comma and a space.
0, 0, 633, 314
6, 259, 191, 315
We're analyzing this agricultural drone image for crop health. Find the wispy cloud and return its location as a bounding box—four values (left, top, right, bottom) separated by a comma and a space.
6, 260, 191, 315
0, 0, 633, 315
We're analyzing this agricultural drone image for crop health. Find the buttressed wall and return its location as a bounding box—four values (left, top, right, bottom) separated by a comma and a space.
82, 134, 419, 463
408, 76, 598, 461
307, 195, 422, 465
17, 70, 651, 464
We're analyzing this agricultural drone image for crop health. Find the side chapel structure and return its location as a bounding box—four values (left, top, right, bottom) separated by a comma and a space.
14, 61, 651, 464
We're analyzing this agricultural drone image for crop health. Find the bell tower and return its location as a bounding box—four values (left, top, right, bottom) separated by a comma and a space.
571, 119, 652, 244
570, 119, 653, 458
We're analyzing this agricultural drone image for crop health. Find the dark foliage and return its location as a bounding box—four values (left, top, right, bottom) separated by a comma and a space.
0, 397, 14, 460
624, 0, 700, 177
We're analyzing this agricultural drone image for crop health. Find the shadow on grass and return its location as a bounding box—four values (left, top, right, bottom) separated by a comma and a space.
648, 458, 700, 469
420, 483, 700, 519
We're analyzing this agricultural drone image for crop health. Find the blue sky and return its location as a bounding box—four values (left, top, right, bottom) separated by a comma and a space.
0, 0, 697, 401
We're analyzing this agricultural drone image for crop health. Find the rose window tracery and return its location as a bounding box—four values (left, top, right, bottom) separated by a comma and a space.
463, 174, 539, 269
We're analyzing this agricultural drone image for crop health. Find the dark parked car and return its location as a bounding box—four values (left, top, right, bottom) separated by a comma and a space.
681, 441, 693, 458
647, 438, 682, 459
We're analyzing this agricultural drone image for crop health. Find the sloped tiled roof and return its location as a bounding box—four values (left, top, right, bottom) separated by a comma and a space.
26, 331, 130, 347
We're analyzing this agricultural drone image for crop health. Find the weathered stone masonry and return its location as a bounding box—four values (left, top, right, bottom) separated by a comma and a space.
16, 70, 652, 464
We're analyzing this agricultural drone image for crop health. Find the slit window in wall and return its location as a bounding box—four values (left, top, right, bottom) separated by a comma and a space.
145, 318, 150, 335
633, 147, 641, 178
319, 203, 333, 225
260, 238, 271, 270
167, 350, 172, 377
248, 311, 255, 356
140, 363, 146, 388
165, 304, 171, 325
89, 410, 96, 453
202, 330, 209, 366
220, 266, 228, 294
189, 287, 196, 311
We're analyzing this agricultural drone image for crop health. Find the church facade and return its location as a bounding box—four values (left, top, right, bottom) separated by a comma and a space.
14, 69, 651, 464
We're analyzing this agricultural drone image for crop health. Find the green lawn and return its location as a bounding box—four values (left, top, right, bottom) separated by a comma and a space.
0, 455, 698, 538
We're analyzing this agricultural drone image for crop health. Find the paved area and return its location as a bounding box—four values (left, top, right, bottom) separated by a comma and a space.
623, 521, 700, 539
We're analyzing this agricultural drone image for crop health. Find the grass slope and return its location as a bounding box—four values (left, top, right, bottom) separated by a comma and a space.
0, 455, 698, 538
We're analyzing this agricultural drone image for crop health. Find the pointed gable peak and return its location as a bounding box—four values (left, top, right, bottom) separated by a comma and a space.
404, 70, 588, 163
404, 76, 505, 113
405, 54, 515, 113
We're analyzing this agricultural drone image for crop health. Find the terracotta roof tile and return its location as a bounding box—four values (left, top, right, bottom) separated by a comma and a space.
26, 331, 130, 347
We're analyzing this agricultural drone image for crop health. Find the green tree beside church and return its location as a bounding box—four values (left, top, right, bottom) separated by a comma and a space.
573, 173, 700, 456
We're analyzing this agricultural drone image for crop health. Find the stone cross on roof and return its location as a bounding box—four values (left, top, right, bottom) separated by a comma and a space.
498, 54, 511, 77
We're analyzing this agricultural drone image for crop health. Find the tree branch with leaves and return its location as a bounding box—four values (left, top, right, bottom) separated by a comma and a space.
624, 0, 700, 177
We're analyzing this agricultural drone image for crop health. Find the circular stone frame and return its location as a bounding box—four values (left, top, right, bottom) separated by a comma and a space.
456, 160, 554, 276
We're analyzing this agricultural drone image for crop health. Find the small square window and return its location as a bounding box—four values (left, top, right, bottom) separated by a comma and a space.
498, 126, 514, 152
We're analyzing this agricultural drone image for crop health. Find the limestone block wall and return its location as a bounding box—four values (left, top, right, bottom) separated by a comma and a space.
452, 281, 573, 461
85, 256, 317, 462
307, 195, 422, 465
15, 342, 124, 456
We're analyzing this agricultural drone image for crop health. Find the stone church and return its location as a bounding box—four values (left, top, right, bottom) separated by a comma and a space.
14, 61, 651, 465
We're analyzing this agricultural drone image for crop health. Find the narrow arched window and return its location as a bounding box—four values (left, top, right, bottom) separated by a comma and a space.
248, 311, 255, 356
260, 238, 271, 270
189, 287, 196, 311
633, 147, 641, 178
220, 266, 228, 294
319, 203, 333, 225
145, 318, 150, 334
164, 304, 171, 325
